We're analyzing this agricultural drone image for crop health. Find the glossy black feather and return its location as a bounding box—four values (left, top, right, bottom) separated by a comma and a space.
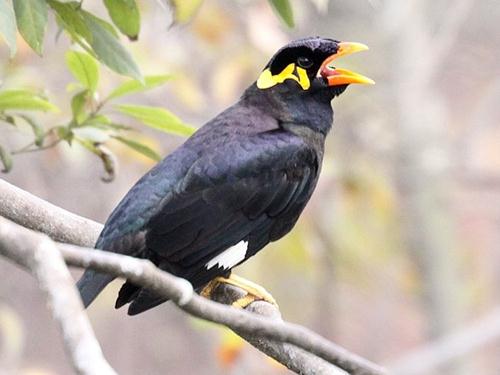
77, 37, 346, 314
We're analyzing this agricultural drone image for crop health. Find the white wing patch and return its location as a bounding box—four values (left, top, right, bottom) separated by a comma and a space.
205, 241, 248, 270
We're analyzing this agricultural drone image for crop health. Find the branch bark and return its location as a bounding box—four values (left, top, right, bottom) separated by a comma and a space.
0, 179, 101, 247
0, 179, 385, 375
209, 283, 348, 375
0, 217, 115, 375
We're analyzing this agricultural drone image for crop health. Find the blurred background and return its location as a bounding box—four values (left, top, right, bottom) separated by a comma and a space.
1, 0, 500, 374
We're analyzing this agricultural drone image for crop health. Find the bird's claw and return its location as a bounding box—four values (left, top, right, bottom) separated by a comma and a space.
201, 274, 278, 309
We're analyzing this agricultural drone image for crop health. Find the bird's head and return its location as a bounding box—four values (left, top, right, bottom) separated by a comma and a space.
243, 37, 374, 133
256, 37, 374, 98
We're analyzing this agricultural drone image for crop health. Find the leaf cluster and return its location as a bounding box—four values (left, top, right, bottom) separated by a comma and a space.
0, 50, 194, 179
1, 0, 142, 79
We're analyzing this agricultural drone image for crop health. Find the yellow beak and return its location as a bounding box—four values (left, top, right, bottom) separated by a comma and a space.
320, 42, 375, 86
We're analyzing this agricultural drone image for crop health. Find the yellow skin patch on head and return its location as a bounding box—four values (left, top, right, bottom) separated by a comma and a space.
257, 63, 311, 90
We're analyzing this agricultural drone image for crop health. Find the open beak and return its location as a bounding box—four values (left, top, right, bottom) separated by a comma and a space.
320, 42, 375, 86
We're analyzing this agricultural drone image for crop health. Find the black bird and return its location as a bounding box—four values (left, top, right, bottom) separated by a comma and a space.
77, 37, 373, 315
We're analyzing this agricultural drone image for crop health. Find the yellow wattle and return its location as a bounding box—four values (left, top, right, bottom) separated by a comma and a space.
256, 63, 310, 90
295, 67, 310, 90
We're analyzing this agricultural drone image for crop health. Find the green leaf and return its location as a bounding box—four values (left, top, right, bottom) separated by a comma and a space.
71, 90, 89, 124
170, 0, 203, 23
65, 51, 99, 92
0, 90, 58, 112
113, 136, 161, 161
85, 114, 131, 130
103, 0, 140, 40
13, 0, 48, 55
268, 0, 294, 28
56, 126, 73, 143
107, 75, 172, 100
81, 10, 119, 38
0, 144, 12, 172
86, 115, 131, 131
0, 0, 17, 57
48, 1, 141, 80
16, 114, 45, 146
48, 1, 92, 41
80, 11, 142, 80
85, 114, 111, 126
116, 104, 195, 136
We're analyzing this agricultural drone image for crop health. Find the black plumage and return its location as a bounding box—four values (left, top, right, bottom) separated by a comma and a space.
77, 37, 372, 315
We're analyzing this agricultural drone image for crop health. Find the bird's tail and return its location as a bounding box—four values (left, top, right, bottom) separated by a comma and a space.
77, 270, 115, 308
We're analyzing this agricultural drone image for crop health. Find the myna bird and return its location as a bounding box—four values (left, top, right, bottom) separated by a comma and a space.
77, 37, 373, 315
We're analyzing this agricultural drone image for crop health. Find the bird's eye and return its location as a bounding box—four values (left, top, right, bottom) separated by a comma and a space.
297, 56, 313, 69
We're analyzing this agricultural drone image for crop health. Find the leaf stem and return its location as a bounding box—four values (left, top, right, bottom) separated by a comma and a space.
12, 138, 62, 155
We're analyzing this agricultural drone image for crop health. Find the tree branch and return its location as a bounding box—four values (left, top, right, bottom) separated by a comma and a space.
0, 217, 115, 375
209, 284, 348, 375
0, 179, 386, 374
71, 231, 388, 374
0, 179, 101, 247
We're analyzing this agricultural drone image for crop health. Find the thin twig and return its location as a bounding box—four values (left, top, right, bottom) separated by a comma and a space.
10, 128, 58, 155
11, 139, 62, 155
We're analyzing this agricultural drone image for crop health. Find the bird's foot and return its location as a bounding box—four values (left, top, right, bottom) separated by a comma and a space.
201, 274, 277, 309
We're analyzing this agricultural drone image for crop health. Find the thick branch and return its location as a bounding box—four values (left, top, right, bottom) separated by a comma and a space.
0, 217, 115, 375
0, 179, 101, 247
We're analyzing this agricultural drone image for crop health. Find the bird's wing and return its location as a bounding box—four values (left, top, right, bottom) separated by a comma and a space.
145, 130, 319, 284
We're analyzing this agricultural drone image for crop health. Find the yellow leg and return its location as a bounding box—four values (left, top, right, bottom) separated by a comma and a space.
201, 274, 277, 308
